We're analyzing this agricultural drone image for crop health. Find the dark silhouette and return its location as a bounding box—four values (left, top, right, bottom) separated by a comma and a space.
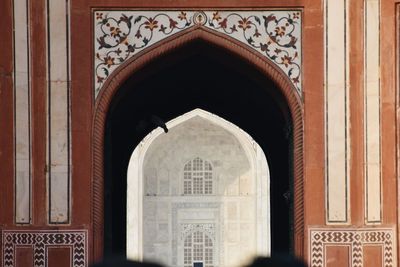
90, 256, 164, 267
136, 115, 168, 134
247, 255, 307, 267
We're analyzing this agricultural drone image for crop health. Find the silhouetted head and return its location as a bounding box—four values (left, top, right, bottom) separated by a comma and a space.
90, 256, 164, 267
247, 255, 307, 267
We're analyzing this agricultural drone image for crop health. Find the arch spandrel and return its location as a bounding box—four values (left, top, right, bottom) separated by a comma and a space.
94, 10, 302, 97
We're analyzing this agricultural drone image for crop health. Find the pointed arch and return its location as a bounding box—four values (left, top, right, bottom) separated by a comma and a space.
92, 26, 304, 259
126, 108, 270, 264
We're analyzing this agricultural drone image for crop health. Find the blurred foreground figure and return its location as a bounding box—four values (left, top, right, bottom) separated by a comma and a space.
90, 256, 164, 267
247, 255, 307, 267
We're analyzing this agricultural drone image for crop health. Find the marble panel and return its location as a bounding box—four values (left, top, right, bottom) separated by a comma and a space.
47, 0, 70, 224
14, 0, 31, 224
325, 0, 349, 223
364, 0, 381, 223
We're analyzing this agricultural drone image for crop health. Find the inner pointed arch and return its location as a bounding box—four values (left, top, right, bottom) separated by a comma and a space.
127, 108, 271, 267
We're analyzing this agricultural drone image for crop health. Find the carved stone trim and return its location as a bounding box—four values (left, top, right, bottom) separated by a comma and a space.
2, 230, 88, 267
181, 223, 216, 241
309, 228, 395, 267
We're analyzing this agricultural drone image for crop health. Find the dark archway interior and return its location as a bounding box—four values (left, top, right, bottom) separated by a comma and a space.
104, 40, 294, 257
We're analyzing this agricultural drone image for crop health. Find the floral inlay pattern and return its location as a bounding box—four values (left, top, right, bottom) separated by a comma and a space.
94, 10, 302, 98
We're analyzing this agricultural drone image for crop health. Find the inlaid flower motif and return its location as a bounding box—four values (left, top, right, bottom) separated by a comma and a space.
238, 17, 251, 30
110, 27, 121, 37
219, 18, 228, 29
104, 56, 115, 68
97, 75, 104, 83
135, 30, 142, 39
119, 14, 133, 28
119, 35, 129, 45
213, 11, 221, 21
178, 11, 187, 21
126, 45, 135, 53
253, 29, 261, 37
144, 17, 158, 30
281, 55, 292, 67
96, 13, 103, 20
159, 24, 167, 33
275, 26, 286, 37
169, 18, 178, 29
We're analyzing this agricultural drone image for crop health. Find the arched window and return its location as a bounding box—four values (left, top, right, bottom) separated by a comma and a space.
183, 157, 213, 195
184, 231, 214, 267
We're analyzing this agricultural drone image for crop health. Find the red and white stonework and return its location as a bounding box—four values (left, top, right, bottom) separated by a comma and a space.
2, 230, 87, 267
1, 0, 400, 267
309, 228, 396, 267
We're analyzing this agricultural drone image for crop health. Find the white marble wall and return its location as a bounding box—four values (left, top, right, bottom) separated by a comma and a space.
127, 109, 270, 267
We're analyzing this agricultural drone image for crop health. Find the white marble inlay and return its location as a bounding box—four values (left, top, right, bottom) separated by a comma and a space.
94, 10, 302, 98
47, 0, 70, 224
14, 0, 31, 224
364, 0, 381, 223
325, 0, 350, 223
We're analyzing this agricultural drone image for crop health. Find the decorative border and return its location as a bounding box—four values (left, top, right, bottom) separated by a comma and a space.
397, 4, 400, 263
2, 230, 87, 267
309, 228, 395, 267
94, 10, 302, 97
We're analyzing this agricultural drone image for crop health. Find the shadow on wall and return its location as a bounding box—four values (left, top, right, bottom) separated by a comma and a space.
91, 255, 307, 267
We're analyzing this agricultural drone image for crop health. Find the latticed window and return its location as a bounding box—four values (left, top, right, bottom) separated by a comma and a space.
184, 231, 214, 267
183, 157, 213, 195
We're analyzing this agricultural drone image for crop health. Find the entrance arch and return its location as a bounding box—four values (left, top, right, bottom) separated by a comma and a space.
92, 26, 304, 260
126, 109, 271, 267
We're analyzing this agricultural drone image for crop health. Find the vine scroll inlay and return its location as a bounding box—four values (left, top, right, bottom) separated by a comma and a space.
94, 10, 302, 98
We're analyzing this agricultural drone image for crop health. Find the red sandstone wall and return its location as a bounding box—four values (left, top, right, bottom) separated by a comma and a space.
0, 0, 399, 266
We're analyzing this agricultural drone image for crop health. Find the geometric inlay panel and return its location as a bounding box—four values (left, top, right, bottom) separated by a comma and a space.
309, 228, 395, 267
2, 230, 87, 267
94, 10, 302, 98
180, 223, 216, 241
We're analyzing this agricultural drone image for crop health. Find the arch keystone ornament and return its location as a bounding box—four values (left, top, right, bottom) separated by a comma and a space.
94, 10, 302, 97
